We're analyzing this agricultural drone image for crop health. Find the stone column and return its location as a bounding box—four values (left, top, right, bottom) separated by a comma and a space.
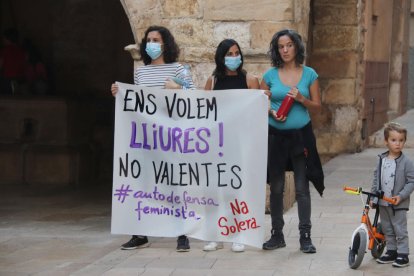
388, 0, 410, 116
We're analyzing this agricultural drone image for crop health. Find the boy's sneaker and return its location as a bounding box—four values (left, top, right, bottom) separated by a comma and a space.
376, 250, 398, 264
262, 232, 286, 250
121, 235, 149, 250
299, 233, 316, 253
392, 254, 410, 267
176, 235, 190, 252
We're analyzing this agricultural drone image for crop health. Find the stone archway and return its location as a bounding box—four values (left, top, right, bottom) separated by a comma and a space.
0, 0, 135, 188
119, 0, 312, 89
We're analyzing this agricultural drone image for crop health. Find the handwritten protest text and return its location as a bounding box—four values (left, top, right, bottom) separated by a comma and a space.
123, 89, 218, 121
218, 199, 260, 236
130, 186, 219, 221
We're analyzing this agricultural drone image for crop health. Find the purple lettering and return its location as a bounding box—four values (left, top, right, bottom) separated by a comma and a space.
196, 128, 210, 153
129, 122, 142, 148
171, 127, 183, 152
183, 128, 195, 153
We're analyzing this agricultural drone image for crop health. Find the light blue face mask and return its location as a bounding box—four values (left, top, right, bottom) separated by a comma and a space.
224, 55, 242, 71
145, 42, 162, 60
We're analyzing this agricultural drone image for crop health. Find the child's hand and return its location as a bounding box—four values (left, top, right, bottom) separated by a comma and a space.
391, 195, 401, 205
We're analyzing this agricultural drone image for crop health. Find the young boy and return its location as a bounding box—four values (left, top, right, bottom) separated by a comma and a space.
372, 122, 414, 267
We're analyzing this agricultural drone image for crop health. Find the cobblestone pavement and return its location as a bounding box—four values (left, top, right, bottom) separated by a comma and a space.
1, 110, 414, 275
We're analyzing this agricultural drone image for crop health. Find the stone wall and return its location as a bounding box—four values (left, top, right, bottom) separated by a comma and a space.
409, 47, 414, 109
120, 0, 411, 158
121, 0, 310, 89
388, 0, 411, 117
0, 98, 96, 188
410, 0, 414, 109
308, 0, 362, 155
119, 0, 385, 158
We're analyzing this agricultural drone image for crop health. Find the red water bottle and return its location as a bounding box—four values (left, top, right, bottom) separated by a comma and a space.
276, 95, 294, 117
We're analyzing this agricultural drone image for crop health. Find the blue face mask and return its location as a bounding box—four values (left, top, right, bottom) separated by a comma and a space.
224, 55, 242, 71
145, 42, 162, 60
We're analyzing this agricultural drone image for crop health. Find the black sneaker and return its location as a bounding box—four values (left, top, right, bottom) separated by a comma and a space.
262, 232, 286, 250
392, 254, 410, 267
121, 235, 149, 250
377, 250, 398, 264
300, 233, 316, 253
176, 235, 190, 252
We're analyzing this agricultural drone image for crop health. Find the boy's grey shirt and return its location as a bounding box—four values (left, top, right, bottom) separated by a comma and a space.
371, 151, 414, 210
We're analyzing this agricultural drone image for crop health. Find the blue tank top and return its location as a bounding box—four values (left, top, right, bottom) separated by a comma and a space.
263, 66, 318, 130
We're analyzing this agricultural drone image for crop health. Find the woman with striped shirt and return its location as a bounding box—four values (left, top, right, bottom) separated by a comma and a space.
111, 25, 194, 252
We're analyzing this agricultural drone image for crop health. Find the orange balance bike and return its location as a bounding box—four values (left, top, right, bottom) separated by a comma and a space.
343, 186, 396, 269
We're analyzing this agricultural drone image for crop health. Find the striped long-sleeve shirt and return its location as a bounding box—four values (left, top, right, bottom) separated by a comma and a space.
133, 62, 195, 89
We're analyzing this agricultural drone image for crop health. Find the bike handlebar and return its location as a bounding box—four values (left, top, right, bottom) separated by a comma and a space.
343, 186, 397, 205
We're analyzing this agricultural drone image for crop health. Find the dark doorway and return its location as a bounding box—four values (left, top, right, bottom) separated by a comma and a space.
0, 0, 134, 189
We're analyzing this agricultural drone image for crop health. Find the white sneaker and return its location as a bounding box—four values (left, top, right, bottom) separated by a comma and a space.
203, 241, 223, 251
231, 243, 245, 252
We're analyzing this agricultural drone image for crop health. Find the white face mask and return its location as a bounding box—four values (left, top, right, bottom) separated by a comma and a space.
224, 55, 242, 71
145, 42, 162, 60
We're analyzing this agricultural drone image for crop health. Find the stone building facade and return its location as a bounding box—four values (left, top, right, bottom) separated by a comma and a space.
0, 0, 411, 188
121, 0, 411, 159
409, 0, 414, 108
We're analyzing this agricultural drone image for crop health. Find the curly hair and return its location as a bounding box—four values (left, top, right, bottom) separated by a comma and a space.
212, 39, 245, 80
139, 26, 180, 65
268, 29, 305, 68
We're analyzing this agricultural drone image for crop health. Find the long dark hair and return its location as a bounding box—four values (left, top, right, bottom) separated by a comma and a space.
139, 26, 180, 65
268, 29, 305, 68
213, 39, 245, 80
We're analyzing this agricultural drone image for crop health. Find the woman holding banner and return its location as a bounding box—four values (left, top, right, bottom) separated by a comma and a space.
260, 29, 322, 253
111, 25, 195, 252
203, 38, 260, 252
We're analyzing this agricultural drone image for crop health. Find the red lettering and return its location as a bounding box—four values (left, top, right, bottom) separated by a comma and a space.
218, 216, 229, 236
236, 218, 246, 231
218, 216, 260, 236
230, 199, 249, 215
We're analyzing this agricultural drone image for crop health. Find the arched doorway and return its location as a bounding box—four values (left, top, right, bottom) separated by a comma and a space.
0, 0, 134, 190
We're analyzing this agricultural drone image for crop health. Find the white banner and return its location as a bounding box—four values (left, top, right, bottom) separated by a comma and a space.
111, 82, 268, 248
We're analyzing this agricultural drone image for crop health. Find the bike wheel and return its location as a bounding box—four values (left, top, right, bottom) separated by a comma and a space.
348, 229, 367, 269
371, 223, 386, 259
